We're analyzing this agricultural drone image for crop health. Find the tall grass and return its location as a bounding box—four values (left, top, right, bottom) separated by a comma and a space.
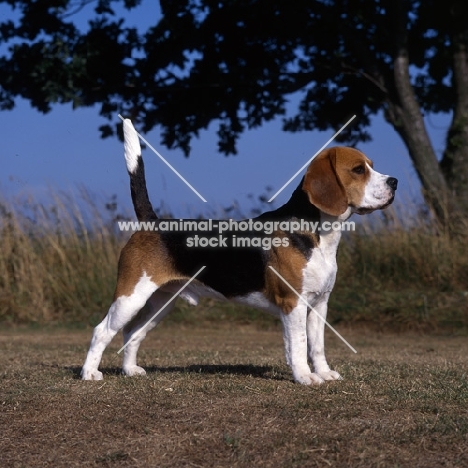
0, 191, 467, 330
0, 190, 126, 324
334, 201, 468, 330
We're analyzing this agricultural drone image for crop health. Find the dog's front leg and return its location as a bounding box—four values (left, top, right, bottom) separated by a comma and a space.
306, 294, 342, 381
281, 303, 325, 385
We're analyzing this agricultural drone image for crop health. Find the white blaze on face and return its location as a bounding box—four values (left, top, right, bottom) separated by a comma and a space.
360, 163, 394, 211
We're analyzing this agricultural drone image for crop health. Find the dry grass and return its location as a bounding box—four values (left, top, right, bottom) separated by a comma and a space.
333, 201, 468, 331
1, 190, 467, 330
0, 190, 125, 323
1, 323, 467, 467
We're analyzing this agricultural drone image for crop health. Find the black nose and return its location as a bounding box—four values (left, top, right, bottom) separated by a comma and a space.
386, 177, 398, 191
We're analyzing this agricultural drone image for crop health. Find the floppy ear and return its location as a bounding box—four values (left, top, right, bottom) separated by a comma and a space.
302, 148, 348, 216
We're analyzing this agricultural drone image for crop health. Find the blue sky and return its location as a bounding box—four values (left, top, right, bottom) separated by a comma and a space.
0, 1, 451, 219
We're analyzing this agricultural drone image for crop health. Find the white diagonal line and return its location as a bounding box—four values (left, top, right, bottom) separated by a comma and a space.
118, 114, 207, 202
117, 266, 206, 355
268, 115, 357, 203
268, 266, 357, 353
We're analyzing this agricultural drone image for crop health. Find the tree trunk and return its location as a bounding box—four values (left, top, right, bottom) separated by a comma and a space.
384, 53, 451, 223
440, 27, 468, 218
384, 0, 451, 223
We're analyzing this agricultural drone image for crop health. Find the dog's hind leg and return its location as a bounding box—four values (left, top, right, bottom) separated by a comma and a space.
121, 290, 176, 377
81, 273, 157, 380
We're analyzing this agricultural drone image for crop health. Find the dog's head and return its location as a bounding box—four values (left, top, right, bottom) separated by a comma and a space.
302, 147, 397, 217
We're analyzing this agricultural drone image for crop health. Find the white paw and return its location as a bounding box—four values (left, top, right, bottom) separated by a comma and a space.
122, 365, 147, 377
294, 371, 325, 386
317, 370, 342, 381
81, 368, 103, 381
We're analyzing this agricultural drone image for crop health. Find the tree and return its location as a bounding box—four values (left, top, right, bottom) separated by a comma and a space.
1, 0, 467, 223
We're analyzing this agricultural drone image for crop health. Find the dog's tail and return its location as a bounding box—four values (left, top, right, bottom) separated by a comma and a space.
123, 119, 158, 222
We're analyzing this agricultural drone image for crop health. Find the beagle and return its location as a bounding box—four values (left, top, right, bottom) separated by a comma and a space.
81, 120, 397, 385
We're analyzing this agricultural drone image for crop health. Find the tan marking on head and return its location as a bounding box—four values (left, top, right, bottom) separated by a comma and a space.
333, 147, 372, 210
113, 231, 184, 299
302, 148, 347, 216
264, 232, 318, 314
302, 147, 372, 216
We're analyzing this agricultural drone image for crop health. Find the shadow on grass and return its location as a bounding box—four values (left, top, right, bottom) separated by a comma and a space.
66, 364, 288, 381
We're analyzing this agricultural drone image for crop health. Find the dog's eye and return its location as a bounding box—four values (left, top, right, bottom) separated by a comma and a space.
352, 165, 365, 175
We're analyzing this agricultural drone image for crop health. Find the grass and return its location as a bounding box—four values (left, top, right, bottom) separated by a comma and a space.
0, 324, 467, 467
1, 189, 467, 330
0, 189, 124, 324
331, 202, 468, 331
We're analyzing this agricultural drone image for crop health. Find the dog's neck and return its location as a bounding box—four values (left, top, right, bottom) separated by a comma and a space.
256, 179, 352, 223
255, 179, 353, 254
256, 180, 321, 222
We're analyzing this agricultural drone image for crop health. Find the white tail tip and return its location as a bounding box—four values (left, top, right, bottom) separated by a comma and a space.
123, 119, 141, 173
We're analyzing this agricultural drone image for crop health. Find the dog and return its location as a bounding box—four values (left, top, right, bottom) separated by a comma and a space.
81, 119, 397, 385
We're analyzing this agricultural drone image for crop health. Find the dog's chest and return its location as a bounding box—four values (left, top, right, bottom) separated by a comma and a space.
301, 243, 338, 298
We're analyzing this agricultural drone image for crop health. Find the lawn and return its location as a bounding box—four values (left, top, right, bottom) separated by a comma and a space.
1, 323, 467, 467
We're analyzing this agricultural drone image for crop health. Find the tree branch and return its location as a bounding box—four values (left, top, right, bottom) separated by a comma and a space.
341, 62, 388, 94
